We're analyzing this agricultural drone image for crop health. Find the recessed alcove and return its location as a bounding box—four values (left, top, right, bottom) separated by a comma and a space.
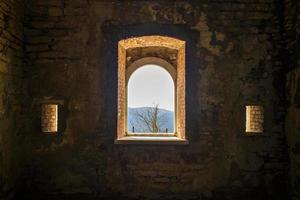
41, 104, 58, 133
245, 105, 264, 134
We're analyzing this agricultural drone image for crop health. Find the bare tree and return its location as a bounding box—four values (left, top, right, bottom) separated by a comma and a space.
131, 104, 167, 133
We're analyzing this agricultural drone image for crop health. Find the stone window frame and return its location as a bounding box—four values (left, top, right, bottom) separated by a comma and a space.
115, 36, 188, 144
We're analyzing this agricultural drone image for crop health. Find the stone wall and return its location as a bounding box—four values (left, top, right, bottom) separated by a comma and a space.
285, 0, 300, 199
0, 0, 28, 199
21, 1, 289, 200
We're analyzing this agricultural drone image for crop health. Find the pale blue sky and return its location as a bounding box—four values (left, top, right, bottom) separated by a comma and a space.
127, 64, 174, 111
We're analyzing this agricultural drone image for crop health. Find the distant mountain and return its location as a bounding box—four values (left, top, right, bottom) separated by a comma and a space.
128, 107, 174, 133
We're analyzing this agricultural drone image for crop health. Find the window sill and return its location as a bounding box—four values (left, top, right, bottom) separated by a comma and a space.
115, 136, 189, 145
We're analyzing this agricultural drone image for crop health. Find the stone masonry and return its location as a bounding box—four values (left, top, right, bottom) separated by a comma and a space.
0, 1, 29, 199
0, 1, 298, 200
21, 1, 290, 200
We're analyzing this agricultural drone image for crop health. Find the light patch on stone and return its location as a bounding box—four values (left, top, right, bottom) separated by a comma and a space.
119, 36, 185, 51
192, 13, 222, 55
0, 60, 8, 73
216, 32, 225, 42
246, 105, 264, 133
42, 104, 58, 133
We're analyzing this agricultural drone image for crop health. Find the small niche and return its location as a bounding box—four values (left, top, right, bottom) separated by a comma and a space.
246, 105, 264, 133
41, 104, 58, 133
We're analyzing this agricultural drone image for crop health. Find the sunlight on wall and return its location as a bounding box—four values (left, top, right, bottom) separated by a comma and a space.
246, 105, 264, 133
41, 104, 58, 133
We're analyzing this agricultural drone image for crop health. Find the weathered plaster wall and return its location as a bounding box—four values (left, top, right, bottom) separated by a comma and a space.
285, 0, 300, 199
22, 1, 289, 200
0, 0, 28, 199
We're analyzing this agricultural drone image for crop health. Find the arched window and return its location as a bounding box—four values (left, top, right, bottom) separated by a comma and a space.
116, 36, 187, 144
127, 64, 175, 134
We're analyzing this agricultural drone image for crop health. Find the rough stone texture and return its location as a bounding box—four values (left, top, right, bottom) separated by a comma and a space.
0, 0, 297, 200
18, 1, 291, 200
0, 0, 29, 199
285, 0, 300, 199
126, 47, 178, 68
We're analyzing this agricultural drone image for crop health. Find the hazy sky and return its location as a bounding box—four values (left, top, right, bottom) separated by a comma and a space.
127, 64, 174, 111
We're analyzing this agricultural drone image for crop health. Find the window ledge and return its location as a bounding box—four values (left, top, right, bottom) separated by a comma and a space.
115, 136, 189, 145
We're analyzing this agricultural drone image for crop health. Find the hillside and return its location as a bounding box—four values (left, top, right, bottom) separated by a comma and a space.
128, 107, 174, 133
